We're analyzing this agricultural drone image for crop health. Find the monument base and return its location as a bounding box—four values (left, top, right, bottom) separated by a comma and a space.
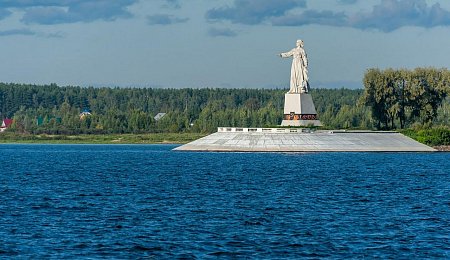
281, 120, 322, 127
282, 93, 322, 127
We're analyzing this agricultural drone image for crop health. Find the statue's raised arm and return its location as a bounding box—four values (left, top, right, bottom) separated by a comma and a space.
280, 50, 294, 58
279, 39, 310, 93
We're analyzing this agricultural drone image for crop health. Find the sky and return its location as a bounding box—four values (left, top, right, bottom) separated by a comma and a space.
1, 0, 450, 89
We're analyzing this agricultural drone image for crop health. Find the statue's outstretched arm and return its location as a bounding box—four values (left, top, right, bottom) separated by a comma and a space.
279, 49, 294, 58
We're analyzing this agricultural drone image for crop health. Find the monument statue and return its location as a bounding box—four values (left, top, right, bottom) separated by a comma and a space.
279, 39, 321, 127
279, 39, 310, 93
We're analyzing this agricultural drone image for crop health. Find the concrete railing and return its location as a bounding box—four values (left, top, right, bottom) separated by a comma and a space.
217, 127, 398, 134
217, 127, 313, 133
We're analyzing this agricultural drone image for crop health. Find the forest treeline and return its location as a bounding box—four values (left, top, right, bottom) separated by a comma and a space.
363, 67, 450, 130
1, 68, 449, 135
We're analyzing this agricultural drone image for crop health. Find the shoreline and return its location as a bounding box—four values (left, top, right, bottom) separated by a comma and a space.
434, 145, 450, 152
1, 133, 449, 151
0, 133, 206, 145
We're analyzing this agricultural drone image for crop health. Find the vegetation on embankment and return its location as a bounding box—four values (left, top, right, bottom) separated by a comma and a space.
400, 127, 450, 148
0, 132, 205, 144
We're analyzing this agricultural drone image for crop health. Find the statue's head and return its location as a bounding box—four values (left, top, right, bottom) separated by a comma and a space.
296, 40, 304, 47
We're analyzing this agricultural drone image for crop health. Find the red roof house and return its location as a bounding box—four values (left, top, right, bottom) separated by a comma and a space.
1, 118, 13, 132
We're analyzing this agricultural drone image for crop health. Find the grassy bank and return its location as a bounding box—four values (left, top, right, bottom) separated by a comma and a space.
399, 127, 450, 146
0, 132, 206, 144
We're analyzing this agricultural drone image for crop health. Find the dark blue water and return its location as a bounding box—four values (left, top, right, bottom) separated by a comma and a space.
0, 144, 448, 259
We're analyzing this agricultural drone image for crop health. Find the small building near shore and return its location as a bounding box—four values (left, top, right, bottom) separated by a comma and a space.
1, 118, 13, 132
154, 113, 166, 121
80, 109, 92, 120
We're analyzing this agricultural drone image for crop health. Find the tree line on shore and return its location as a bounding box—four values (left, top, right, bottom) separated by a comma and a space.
0, 67, 449, 135
362, 67, 450, 130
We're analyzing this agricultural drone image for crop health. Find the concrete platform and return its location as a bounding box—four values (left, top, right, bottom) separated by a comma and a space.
174, 128, 435, 152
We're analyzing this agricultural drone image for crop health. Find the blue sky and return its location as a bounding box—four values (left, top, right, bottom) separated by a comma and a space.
1, 0, 450, 89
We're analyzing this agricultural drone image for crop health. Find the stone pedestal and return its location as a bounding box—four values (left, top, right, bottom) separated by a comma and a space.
281, 93, 322, 126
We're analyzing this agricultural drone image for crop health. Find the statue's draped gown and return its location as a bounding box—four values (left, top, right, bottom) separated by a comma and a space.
280, 46, 309, 93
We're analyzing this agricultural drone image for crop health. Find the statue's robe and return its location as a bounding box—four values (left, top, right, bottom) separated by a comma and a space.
280, 47, 309, 93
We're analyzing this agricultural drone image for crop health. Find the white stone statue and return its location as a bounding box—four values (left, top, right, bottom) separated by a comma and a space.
279, 39, 310, 93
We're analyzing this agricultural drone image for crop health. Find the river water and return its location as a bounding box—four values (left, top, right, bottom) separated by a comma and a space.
0, 144, 448, 258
